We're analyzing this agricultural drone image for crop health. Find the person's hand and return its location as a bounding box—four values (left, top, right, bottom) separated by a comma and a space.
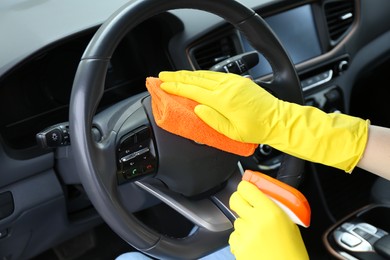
229, 180, 309, 260
159, 70, 369, 172
159, 70, 278, 144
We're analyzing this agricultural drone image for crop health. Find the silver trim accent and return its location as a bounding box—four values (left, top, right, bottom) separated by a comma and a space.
210, 168, 243, 221
237, 161, 245, 175
120, 147, 150, 162
339, 251, 359, 260
341, 13, 353, 20
135, 179, 233, 232
302, 69, 333, 92
258, 162, 282, 171
259, 144, 272, 156
338, 60, 349, 72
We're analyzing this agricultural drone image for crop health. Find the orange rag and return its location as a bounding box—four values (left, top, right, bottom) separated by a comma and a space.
146, 77, 258, 156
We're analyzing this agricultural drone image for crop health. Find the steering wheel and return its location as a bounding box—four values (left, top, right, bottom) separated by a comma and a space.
69, 0, 305, 259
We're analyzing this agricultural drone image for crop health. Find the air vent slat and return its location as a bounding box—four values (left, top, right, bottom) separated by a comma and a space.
324, 1, 355, 43
191, 36, 237, 70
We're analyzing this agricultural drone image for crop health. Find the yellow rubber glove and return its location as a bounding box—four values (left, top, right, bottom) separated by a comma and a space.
159, 70, 370, 172
229, 180, 309, 260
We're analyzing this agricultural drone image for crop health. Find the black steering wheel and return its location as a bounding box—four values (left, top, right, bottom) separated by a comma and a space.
69, 0, 305, 259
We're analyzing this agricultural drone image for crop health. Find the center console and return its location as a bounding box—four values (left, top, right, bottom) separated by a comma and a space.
324, 204, 390, 260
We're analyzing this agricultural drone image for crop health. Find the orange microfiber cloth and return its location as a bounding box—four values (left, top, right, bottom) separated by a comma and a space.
146, 77, 258, 156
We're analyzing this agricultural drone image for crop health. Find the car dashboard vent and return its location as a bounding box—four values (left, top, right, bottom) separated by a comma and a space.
191, 36, 238, 70
324, 0, 355, 44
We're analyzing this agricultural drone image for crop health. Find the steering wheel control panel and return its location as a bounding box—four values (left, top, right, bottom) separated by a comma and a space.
116, 125, 157, 184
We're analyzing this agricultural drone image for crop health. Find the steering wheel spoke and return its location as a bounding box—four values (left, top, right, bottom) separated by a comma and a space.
88, 134, 118, 186
135, 178, 234, 232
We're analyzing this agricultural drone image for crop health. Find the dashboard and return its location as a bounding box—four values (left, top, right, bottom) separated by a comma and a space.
1, 0, 390, 259
0, 0, 354, 156
0, 15, 175, 153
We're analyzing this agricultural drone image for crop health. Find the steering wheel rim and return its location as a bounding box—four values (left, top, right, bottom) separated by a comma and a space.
69, 0, 305, 259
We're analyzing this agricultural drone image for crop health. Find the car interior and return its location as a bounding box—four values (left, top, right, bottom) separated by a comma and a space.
1, 0, 390, 259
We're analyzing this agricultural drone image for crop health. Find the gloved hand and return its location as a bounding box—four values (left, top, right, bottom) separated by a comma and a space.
159, 70, 370, 172
229, 180, 309, 260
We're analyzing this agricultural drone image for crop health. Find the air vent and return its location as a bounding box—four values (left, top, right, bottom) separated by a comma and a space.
191, 36, 237, 70
324, 1, 355, 43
